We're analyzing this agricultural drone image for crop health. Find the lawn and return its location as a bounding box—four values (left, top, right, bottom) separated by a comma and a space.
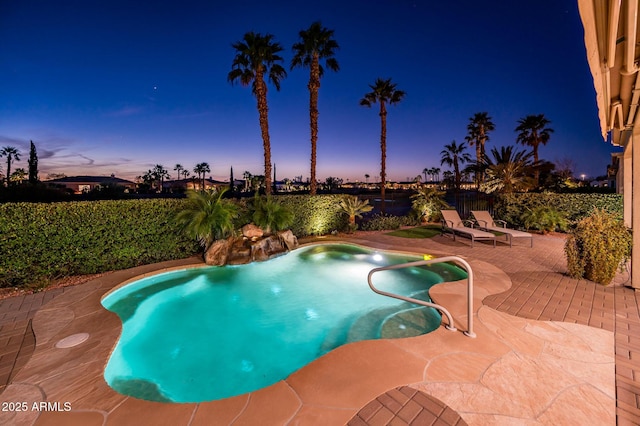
386, 224, 442, 238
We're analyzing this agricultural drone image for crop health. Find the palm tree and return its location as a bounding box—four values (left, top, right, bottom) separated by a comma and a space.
515, 114, 553, 185
0, 146, 21, 186
193, 162, 210, 191
440, 140, 472, 191
480, 146, 536, 194
228, 32, 287, 195
433, 167, 441, 182
10, 168, 26, 184
251, 195, 294, 234
339, 195, 373, 232
174, 164, 184, 181
173, 188, 239, 250
291, 21, 339, 196
364, 173, 370, 183
360, 78, 406, 213
148, 164, 170, 193
465, 112, 495, 189
422, 168, 429, 182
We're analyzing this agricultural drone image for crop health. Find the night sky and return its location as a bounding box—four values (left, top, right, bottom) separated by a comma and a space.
0, 0, 619, 183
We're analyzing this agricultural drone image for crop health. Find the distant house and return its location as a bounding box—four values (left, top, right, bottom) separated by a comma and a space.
46, 175, 136, 194
166, 178, 229, 192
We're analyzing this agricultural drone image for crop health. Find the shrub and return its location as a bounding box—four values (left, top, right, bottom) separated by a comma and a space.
173, 189, 239, 248
495, 193, 622, 228
410, 186, 450, 222
520, 206, 568, 233
565, 209, 632, 285
361, 213, 413, 231
250, 195, 294, 234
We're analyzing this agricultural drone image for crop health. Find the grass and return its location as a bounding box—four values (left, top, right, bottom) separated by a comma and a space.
386, 224, 442, 238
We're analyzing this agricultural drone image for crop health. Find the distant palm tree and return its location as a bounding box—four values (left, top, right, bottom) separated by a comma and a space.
364, 173, 370, 183
360, 78, 406, 213
0, 146, 21, 186
422, 168, 429, 182
228, 32, 287, 195
433, 167, 441, 182
480, 146, 536, 194
291, 21, 339, 196
515, 114, 553, 185
174, 164, 184, 181
440, 140, 472, 191
152, 164, 170, 192
193, 162, 210, 191
465, 112, 495, 189
10, 168, 26, 184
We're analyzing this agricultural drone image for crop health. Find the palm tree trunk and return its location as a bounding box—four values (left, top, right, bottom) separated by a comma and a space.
309, 55, 320, 195
533, 144, 540, 186
6, 158, 11, 186
379, 102, 387, 213
255, 69, 273, 195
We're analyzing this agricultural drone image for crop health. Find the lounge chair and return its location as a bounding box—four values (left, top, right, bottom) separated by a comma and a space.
471, 210, 533, 247
440, 209, 496, 247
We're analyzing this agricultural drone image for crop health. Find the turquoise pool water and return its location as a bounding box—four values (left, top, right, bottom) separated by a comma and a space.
101, 244, 466, 403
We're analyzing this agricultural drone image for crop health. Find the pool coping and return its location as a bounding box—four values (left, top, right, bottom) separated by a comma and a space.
0, 239, 616, 425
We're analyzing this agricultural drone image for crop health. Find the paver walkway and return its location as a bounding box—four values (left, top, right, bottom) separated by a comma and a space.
0, 231, 635, 424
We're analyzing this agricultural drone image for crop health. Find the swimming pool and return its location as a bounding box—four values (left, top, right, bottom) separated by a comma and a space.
101, 243, 466, 403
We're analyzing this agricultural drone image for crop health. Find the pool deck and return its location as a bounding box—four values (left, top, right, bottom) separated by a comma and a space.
0, 230, 634, 425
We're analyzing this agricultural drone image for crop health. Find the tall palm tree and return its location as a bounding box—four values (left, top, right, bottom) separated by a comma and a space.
480, 146, 536, 194
228, 32, 287, 195
291, 21, 339, 195
360, 78, 406, 213
422, 167, 429, 182
440, 140, 472, 191
193, 162, 210, 191
0, 146, 21, 186
515, 114, 553, 185
465, 112, 495, 189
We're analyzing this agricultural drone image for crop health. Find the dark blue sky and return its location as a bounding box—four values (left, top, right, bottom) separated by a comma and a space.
0, 0, 618, 183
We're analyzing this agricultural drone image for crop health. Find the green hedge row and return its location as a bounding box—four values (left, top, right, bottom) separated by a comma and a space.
274, 194, 347, 236
0, 195, 348, 288
0, 200, 199, 288
494, 193, 623, 228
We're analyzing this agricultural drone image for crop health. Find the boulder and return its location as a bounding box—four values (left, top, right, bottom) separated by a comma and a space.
278, 230, 299, 251
204, 239, 230, 266
251, 235, 286, 262
242, 224, 264, 240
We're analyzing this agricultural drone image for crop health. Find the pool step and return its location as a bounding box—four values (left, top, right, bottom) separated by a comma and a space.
379, 307, 442, 339
345, 290, 437, 343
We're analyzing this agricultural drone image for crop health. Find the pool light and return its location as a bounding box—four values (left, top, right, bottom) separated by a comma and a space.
372, 253, 383, 262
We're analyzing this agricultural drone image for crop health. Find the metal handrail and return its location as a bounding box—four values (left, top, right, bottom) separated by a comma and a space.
367, 255, 476, 338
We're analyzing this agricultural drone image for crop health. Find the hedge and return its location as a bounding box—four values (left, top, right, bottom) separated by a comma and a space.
0, 195, 348, 288
494, 193, 623, 228
274, 194, 347, 236
0, 200, 199, 288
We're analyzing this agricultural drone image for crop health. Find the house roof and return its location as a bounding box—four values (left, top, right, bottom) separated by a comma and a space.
47, 175, 135, 185
578, 0, 640, 147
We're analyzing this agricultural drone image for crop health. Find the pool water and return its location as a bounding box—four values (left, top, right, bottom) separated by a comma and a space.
101, 244, 466, 403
